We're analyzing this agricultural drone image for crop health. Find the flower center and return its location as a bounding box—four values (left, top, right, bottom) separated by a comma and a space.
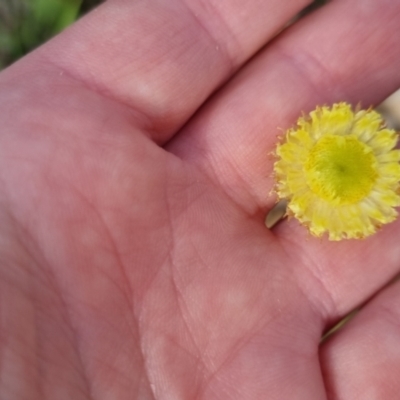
304, 134, 378, 205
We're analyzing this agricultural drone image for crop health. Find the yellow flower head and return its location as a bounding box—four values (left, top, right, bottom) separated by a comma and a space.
274, 102, 400, 240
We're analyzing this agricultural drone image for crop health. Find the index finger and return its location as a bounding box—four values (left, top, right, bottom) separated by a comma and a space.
14, 0, 311, 143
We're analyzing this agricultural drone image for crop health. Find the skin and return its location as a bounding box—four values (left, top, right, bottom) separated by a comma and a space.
1, 0, 400, 398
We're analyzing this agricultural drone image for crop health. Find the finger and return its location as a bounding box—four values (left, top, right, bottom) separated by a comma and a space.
23, 0, 311, 143
166, 0, 400, 322
320, 279, 400, 399
168, 0, 400, 212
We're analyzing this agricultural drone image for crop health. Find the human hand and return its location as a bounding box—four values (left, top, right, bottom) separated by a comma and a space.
1, 0, 400, 398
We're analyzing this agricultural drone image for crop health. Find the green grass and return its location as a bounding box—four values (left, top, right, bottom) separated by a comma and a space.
0, 0, 104, 69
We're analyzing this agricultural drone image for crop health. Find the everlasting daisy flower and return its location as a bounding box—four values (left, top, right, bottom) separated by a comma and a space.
273, 102, 400, 240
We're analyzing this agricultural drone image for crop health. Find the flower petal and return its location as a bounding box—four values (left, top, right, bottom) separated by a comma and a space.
353, 109, 383, 142
309, 103, 354, 138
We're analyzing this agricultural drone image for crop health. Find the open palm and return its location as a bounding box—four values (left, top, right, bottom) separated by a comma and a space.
1, 0, 400, 398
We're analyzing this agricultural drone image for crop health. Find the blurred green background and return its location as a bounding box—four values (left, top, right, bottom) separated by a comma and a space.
0, 0, 104, 69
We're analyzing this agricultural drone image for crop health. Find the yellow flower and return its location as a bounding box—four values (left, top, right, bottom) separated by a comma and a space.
273, 102, 400, 240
